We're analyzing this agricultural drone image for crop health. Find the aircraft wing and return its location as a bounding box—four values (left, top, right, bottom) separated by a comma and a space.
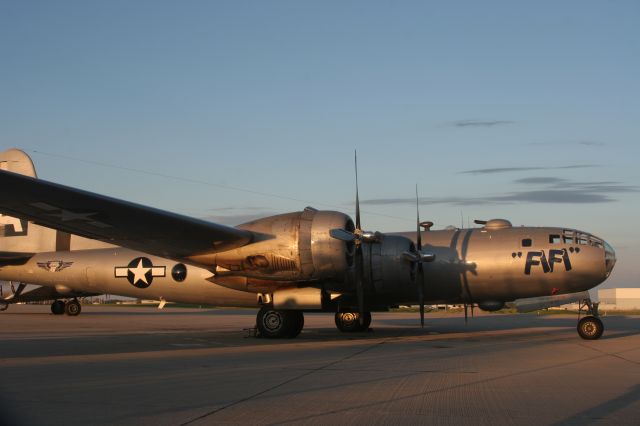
0, 170, 254, 262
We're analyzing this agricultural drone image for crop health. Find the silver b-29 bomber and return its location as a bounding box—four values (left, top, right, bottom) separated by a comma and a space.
0, 149, 615, 339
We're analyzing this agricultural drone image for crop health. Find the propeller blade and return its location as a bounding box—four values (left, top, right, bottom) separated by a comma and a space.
421, 253, 436, 262
416, 185, 422, 251
403, 251, 419, 262
353, 150, 365, 326
355, 243, 365, 326
416, 184, 426, 328
330, 228, 356, 242
418, 263, 425, 327
354, 150, 361, 231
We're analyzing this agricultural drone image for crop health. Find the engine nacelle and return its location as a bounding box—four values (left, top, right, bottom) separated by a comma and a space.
364, 234, 416, 302
210, 208, 354, 283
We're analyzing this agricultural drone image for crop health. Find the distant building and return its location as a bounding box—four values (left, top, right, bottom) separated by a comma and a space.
598, 288, 640, 310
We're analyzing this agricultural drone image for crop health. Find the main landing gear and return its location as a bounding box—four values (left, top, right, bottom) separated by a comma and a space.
51, 299, 82, 316
256, 306, 304, 338
254, 307, 374, 338
335, 311, 371, 332
577, 299, 603, 340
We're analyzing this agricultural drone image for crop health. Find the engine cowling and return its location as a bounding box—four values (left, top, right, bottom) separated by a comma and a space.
362, 234, 416, 302
211, 208, 355, 284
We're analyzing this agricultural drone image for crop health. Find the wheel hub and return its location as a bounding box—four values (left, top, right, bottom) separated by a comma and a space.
582, 322, 596, 336
341, 312, 357, 325
263, 311, 283, 331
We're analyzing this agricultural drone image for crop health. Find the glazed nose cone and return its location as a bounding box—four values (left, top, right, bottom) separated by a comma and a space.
604, 241, 616, 276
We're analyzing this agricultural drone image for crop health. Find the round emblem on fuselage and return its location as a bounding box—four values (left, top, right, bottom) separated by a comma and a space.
114, 257, 166, 288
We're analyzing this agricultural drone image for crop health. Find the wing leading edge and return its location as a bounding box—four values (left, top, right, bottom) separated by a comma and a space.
0, 170, 254, 263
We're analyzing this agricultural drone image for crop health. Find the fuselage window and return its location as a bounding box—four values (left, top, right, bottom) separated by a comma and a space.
549, 234, 561, 244
172, 263, 188, 282
522, 238, 532, 247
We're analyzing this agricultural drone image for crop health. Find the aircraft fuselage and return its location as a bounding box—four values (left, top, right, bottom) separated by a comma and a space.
0, 225, 614, 309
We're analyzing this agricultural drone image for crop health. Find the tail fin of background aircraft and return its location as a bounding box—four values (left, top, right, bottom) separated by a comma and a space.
0, 148, 38, 178
0, 149, 58, 257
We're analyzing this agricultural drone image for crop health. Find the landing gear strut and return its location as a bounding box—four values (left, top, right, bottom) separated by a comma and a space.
256, 306, 304, 338
577, 299, 603, 340
335, 311, 371, 332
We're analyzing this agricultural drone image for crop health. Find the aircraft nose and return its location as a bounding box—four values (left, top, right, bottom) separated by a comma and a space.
604, 241, 616, 276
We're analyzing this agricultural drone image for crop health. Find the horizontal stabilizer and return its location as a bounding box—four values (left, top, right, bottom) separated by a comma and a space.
2, 285, 100, 303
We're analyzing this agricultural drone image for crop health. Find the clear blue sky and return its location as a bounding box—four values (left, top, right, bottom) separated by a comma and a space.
1, 1, 638, 289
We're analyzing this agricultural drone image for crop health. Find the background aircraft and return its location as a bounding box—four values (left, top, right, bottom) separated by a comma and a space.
0, 149, 615, 339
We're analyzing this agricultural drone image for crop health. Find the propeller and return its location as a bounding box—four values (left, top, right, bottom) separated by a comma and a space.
415, 186, 425, 327
331, 154, 436, 329
330, 151, 381, 326
403, 186, 436, 327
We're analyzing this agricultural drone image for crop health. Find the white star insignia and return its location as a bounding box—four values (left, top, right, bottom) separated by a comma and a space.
129, 258, 152, 285
115, 258, 166, 287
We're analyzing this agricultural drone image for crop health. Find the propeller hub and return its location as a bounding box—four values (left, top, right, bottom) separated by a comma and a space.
360, 231, 381, 243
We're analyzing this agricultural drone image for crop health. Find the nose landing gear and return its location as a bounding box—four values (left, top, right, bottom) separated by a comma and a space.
577, 299, 603, 340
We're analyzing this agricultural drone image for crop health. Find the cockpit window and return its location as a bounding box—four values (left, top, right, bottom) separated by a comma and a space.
562, 229, 574, 244
522, 238, 532, 247
577, 233, 589, 245
590, 236, 604, 248
549, 234, 561, 244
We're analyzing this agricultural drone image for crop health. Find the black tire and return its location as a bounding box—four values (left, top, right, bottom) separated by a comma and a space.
256, 307, 300, 338
51, 300, 65, 315
0, 301, 9, 312
361, 311, 372, 330
65, 300, 82, 316
287, 311, 304, 338
577, 316, 604, 340
335, 311, 371, 332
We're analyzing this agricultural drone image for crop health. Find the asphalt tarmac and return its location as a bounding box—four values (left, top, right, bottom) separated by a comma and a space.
0, 305, 638, 426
